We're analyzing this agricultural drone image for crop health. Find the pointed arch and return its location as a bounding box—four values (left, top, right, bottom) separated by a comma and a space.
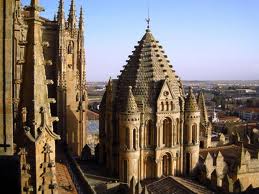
162, 153, 172, 176
145, 156, 155, 178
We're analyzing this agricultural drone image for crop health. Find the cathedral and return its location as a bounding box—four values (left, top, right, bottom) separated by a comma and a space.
99, 27, 212, 183
13, 0, 88, 157
1, 0, 259, 193
1, 0, 87, 193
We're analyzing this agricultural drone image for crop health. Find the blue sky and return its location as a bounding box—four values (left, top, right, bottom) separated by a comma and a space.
22, 0, 259, 81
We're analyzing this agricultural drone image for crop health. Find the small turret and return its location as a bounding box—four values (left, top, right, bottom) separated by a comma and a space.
119, 86, 140, 183
123, 86, 139, 113
183, 87, 200, 176
185, 87, 199, 112
67, 0, 76, 30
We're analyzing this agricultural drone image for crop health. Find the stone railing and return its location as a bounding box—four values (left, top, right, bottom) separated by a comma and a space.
65, 148, 96, 194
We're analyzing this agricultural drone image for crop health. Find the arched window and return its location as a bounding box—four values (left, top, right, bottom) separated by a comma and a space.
146, 156, 154, 178
126, 128, 130, 149
161, 102, 164, 111
192, 124, 197, 144
171, 101, 174, 110
176, 119, 180, 144
123, 160, 128, 183
67, 41, 73, 54
166, 101, 169, 111
133, 129, 137, 150
146, 120, 152, 146
186, 153, 191, 175
162, 153, 172, 176
163, 118, 172, 147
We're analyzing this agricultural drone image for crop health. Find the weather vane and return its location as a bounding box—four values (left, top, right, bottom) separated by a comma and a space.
145, 0, 151, 29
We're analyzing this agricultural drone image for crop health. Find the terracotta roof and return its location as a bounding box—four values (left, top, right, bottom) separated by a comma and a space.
238, 107, 259, 113
147, 176, 213, 194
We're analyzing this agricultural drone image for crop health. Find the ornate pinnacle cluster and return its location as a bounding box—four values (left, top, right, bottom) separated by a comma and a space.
185, 87, 199, 112
57, 0, 65, 27
68, 0, 76, 30
57, 0, 84, 31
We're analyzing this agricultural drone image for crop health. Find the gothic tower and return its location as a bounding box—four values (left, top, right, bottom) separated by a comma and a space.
16, 0, 60, 193
183, 87, 200, 175
57, 0, 88, 156
99, 27, 185, 183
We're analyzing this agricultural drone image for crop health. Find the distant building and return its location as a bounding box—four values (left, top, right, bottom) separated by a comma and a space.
238, 107, 259, 121
256, 87, 259, 97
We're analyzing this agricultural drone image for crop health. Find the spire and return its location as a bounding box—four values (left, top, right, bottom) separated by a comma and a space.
21, 0, 60, 140
77, 5, 86, 87
78, 5, 85, 52
18, 0, 60, 191
57, 0, 65, 28
198, 90, 209, 125
79, 6, 84, 31
68, 0, 76, 30
185, 87, 199, 112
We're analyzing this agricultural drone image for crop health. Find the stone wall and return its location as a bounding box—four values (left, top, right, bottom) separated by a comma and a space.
0, 0, 14, 156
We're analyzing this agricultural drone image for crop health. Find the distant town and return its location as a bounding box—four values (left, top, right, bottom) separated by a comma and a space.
87, 80, 259, 153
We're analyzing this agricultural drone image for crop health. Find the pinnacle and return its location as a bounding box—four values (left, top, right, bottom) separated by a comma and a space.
198, 90, 209, 124
185, 87, 199, 112
123, 86, 138, 113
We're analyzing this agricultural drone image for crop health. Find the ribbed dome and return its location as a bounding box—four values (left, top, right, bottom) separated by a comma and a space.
116, 29, 183, 112
185, 87, 199, 112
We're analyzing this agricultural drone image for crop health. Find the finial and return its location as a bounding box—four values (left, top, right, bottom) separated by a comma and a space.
145, 0, 151, 30
30, 0, 39, 6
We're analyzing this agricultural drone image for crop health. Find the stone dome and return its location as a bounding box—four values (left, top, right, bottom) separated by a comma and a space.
116, 29, 183, 112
